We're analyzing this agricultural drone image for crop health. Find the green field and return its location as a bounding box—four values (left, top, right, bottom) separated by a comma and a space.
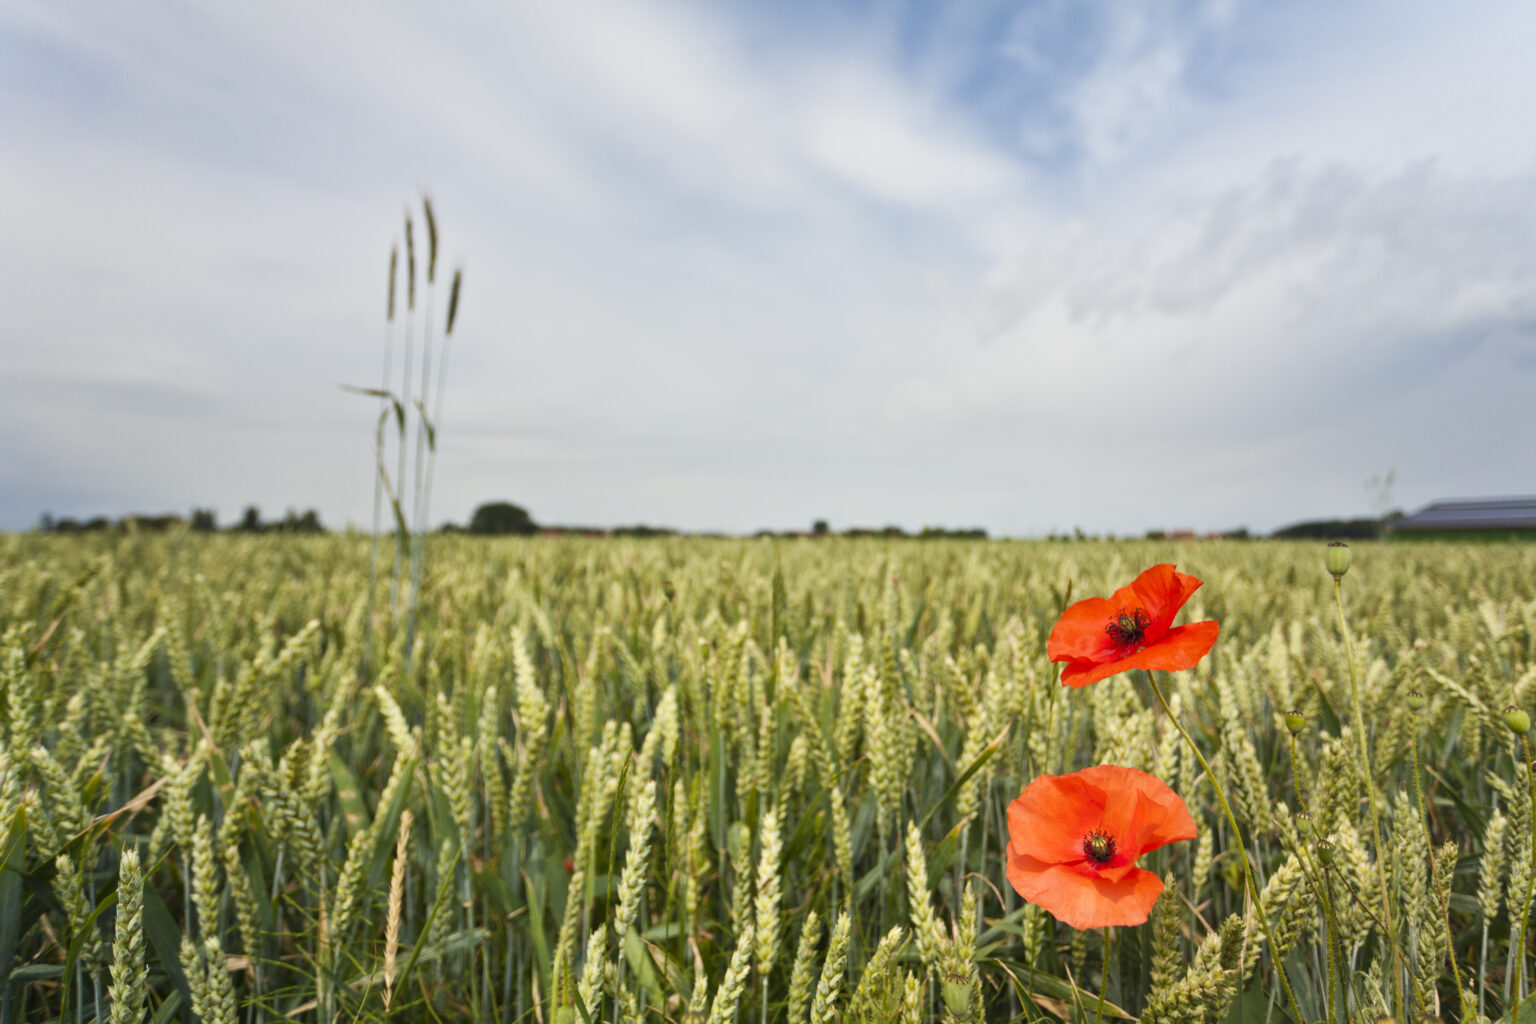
3, 534, 1535, 1023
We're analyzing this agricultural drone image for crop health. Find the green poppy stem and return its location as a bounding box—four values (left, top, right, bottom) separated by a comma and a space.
1512, 735, 1536, 1024
1094, 926, 1114, 1024
1286, 732, 1307, 814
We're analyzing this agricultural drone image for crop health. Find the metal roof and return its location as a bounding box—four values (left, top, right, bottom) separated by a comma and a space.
1391, 496, 1536, 531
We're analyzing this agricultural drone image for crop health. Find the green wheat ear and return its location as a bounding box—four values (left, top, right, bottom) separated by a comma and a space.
404, 211, 416, 312
445, 268, 462, 335
423, 194, 438, 285
387, 244, 398, 322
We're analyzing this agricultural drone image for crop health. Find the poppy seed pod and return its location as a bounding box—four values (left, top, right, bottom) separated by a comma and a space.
1406, 691, 1427, 712
1503, 706, 1531, 735
1325, 542, 1351, 579
1315, 839, 1335, 866
1284, 709, 1305, 734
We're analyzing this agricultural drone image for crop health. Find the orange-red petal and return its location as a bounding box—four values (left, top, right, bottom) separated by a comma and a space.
1005, 853, 1165, 929
1005, 765, 1198, 930
1120, 621, 1220, 676
1046, 595, 1120, 662
1007, 771, 1105, 865
1058, 654, 1138, 688
1125, 564, 1204, 640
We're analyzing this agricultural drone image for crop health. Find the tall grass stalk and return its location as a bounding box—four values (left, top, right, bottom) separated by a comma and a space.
352, 197, 463, 678
366, 243, 398, 671
392, 211, 415, 624
404, 198, 437, 666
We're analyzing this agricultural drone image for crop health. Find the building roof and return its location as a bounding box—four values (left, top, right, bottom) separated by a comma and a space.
1391, 496, 1536, 531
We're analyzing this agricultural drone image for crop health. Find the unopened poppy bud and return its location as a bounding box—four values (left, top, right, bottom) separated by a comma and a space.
1504, 706, 1531, 735
940, 974, 975, 1019
1284, 710, 1305, 735
1314, 839, 1335, 866
1406, 691, 1427, 712
661, 579, 676, 602
1325, 541, 1351, 579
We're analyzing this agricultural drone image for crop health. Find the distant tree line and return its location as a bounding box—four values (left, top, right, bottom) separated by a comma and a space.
39, 506, 326, 535
1267, 511, 1403, 540
33, 500, 1412, 542
754, 521, 988, 540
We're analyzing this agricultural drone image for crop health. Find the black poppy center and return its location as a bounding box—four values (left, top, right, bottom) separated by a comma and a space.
1105, 608, 1150, 648
1082, 829, 1117, 865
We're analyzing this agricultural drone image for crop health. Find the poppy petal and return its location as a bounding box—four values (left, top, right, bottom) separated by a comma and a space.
1123, 621, 1220, 675
1007, 856, 1165, 930
1075, 766, 1195, 868
1058, 655, 1138, 689
1128, 565, 1203, 639
1111, 774, 1199, 855
1007, 772, 1105, 865
1046, 596, 1120, 662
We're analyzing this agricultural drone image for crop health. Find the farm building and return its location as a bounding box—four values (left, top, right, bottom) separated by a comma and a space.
1390, 496, 1536, 535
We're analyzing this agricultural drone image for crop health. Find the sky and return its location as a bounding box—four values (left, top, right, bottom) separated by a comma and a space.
3, 0, 1534, 537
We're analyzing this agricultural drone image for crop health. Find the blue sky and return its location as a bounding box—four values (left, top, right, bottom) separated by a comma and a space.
2, 0, 1533, 535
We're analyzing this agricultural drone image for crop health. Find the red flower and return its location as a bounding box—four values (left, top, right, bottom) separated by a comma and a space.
1046, 564, 1219, 687
1005, 765, 1197, 929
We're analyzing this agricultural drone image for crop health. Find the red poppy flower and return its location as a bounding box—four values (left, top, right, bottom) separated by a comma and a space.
1005, 764, 1197, 929
1047, 564, 1219, 688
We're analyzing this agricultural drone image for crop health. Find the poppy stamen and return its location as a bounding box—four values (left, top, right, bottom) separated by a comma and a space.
1082, 830, 1117, 865
1104, 608, 1150, 648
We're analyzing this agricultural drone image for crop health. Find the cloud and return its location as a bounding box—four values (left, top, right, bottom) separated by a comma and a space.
2, 0, 1535, 535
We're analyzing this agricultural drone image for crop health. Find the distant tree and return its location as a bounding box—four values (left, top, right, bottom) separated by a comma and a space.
919, 525, 989, 540
124, 514, 183, 533
812, 519, 830, 536
38, 512, 54, 533
1271, 517, 1384, 540
238, 506, 263, 533
614, 524, 676, 538
272, 508, 325, 534
190, 508, 218, 532
468, 501, 537, 536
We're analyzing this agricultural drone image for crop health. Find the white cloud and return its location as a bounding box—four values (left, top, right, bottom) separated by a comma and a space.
2, 0, 1534, 534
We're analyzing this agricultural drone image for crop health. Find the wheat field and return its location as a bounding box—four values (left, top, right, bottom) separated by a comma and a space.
3, 532, 1535, 1023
